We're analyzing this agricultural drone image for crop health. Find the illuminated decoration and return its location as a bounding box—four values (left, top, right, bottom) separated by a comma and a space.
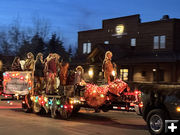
176, 107, 180, 112
60, 105, 63, 108
64, 105, 68, 109
44, 97, 48, 102
3, 71, 33, 96
20, 76, 24, 80
108, 79, 128, 96
84, 79, 129, 107
88, 68, 94, 78
56, 100, 60, 105
116, 24, 124, 35
84, 84, 108, 107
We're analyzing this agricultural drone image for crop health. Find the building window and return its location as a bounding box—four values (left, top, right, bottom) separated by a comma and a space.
83, 43, 91, 54
120, 69, 128, 81
153, 35, 166, 49
104, 41, 109, 44
131, 38, 136, 47
160, 35, 166, 49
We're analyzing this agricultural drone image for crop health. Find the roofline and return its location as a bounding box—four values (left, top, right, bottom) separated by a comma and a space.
140, 18, 180, 25
78, 28, 102, 33
102, 14, 140, 22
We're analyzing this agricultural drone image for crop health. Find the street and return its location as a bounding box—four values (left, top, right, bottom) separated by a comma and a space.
0, 98, 150, 135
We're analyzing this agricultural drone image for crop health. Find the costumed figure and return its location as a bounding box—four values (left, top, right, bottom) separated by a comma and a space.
74, 66, 85, 96
24, 52, 35, 71
34, 53, 44, 94
102, 51, 114, 84
46, 54, 57, 94
60, 62, 69, 86
11, 56, 22, 71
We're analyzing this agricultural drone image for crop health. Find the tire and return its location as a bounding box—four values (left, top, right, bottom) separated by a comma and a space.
146, 109, 167, 135
59, 96, 72, 119
50, 99, 58, 119
32, 102, 41, 114
72, 106, 81, 114
60, 108, 72, 120
22, 103, 32, 113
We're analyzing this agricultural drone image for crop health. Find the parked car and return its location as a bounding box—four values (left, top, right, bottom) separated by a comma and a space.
136, 83, 180, 135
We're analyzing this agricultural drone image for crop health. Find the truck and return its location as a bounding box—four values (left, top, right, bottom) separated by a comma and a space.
134, 83, 180, 135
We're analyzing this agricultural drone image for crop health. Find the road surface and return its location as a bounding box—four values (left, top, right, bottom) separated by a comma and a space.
0, 97, 150, 135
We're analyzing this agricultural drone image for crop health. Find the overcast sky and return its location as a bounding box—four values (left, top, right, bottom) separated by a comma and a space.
0, 0, 180, 49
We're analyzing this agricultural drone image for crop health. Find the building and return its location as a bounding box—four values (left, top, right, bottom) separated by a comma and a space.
77, 14, 180, 83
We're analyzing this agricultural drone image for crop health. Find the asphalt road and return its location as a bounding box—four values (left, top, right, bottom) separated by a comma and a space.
0, 98, 150, 135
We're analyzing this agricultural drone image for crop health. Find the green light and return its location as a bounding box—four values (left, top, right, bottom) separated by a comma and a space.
35, 99, 38, 103
60, 105, 63, 108
100, 94, 104, 98
56, 100, 60, 105
46, 103, 48, 107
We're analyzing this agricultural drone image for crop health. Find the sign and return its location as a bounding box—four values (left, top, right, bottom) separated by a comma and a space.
3, 71, 33, 95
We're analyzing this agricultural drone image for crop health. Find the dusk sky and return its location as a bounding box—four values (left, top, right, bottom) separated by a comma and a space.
0, 0, 180, 50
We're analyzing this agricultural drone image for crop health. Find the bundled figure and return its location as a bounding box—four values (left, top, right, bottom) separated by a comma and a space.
45, 54, 58, 94
24, 52, 35, 71
60, 62, 69, 86
102, 51, 114, 84
34, 53, 44, 94
74, 66, 85, 96
11, 56, 22, 71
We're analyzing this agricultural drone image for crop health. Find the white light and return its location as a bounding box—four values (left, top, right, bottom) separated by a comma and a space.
88, 68, 94, 78
112, 70, 116, 76
153, 69, 156, 72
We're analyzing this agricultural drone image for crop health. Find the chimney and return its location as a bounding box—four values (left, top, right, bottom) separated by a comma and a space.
161, 15, 170, 20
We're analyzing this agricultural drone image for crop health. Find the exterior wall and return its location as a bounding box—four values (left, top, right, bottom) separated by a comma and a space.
133, 65, 153, 82
137, 21, 174, 53
133, 64, 172, 83
78, 15, 140, 55
77, 15, 180, 83
177, 63, 180, 82
174, 21, 180, 52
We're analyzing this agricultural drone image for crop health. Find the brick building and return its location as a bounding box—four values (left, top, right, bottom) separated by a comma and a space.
77, 14, 180, 83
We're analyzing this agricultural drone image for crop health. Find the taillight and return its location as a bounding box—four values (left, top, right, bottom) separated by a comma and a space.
139, 102, 143, 108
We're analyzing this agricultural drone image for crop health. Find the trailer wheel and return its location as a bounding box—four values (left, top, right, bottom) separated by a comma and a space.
50, 99, 58, 119
72, 106, 81, 114
60, 108, 72, 120
59, 96, 72, 119
32, 102, 41, 114
22, 103, 32, 113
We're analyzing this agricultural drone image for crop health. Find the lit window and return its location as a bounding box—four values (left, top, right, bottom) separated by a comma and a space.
87, 43, 91, 53
104, 41, 109, 44
83, 43, 87, 54
160, 35, 166, 49
131, 38, 136, 46
153, 35, 166, 49
83, 42, 91, 54
120, 69, 128, 81
153, 36, 159, 49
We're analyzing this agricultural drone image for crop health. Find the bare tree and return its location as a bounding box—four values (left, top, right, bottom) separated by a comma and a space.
32, 15, 51, 40
8, 16, 22, 54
